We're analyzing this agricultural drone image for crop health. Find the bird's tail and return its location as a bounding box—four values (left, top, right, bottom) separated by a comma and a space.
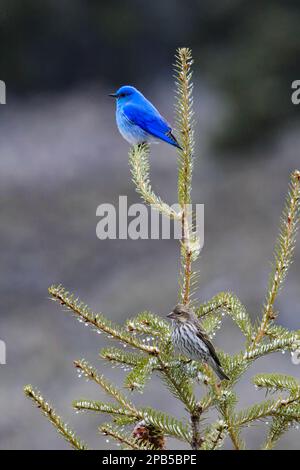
164, 131, 182, 149
211, 361, 229, 381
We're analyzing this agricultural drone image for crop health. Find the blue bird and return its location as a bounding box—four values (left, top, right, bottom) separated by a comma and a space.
109, 85, 181, 149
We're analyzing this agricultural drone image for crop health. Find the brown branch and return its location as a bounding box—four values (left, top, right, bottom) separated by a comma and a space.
49, 285, 159, 356
190, 404, 204, 450
24, 385, 88, 450
100, 424, 153, 450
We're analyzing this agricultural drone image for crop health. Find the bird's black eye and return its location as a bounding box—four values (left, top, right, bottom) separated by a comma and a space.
119, 93, 126, 98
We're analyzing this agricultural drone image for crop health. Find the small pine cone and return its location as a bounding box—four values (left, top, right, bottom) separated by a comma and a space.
132, 421, 166, 449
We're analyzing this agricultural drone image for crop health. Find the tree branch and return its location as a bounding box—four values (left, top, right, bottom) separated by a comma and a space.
175, 48, 196, 306
254, 170, 300, 344
24, 385, 88, 450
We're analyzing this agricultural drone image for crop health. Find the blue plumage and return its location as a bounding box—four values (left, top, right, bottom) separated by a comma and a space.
109, 85, 181, 149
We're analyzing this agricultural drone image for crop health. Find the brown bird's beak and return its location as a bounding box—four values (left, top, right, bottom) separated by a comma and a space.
167, 312, 175, 319
108, 93, 117, 98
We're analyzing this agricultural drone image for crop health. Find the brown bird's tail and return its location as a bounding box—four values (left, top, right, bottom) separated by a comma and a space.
211, 361, 229, 381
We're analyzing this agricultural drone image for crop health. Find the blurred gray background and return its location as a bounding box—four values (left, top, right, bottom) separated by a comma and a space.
0, 0, 300, 450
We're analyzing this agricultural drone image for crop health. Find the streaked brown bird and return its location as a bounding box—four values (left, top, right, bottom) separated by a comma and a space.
167, 304, 229, 381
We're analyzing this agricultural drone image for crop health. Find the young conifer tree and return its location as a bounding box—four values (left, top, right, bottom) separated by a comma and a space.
24, 48, 300, 450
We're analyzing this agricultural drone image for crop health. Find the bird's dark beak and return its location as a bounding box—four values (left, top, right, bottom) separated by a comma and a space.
167, 312, 175, 319
108, 93, 117, 98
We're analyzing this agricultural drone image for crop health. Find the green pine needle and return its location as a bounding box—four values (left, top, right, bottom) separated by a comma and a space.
24, 385, 88, 450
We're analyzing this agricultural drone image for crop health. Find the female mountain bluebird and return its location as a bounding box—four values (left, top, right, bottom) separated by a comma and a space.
109, 85, 181, 149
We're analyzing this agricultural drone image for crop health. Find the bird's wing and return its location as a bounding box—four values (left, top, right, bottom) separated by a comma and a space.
123, 103, 180, 148
194, 318, 222, 366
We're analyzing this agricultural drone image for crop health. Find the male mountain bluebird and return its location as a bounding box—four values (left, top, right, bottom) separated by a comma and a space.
109, 85, 181, 149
